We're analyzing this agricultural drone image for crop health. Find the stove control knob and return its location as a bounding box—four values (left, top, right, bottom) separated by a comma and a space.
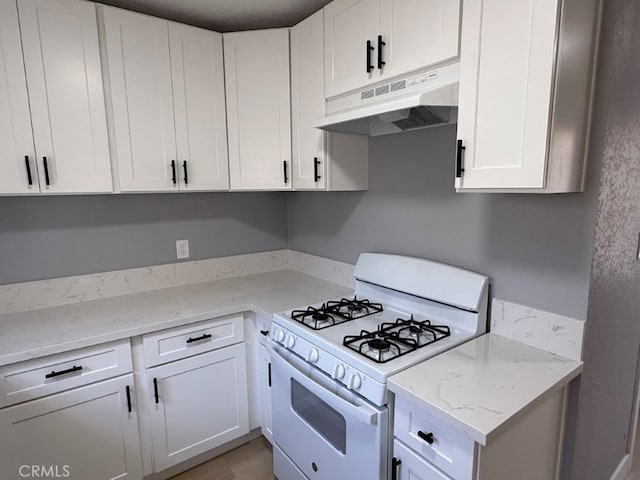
349, 373, 362, 390
275, 328, 286, 343
285, 335, 296, 348
333, 364, 346, 380
307, 348, 319, 363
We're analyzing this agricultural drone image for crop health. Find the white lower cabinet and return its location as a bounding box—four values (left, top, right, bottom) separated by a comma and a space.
257, 342, 273, 443
0, 374, 143, 480
146, 343, 249, 471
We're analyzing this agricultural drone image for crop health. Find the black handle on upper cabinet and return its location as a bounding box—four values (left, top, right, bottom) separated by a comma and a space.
186, 333, 212, 344
182, 160, 188, 185
417, 430, 435, 444
391, 457, 401, 480
24, 156, 33, 185
366, 40, 374, 73
153, 377, 159, 404
45, 365, 82, 379
377, 35, 386, 69
455, 140, 466, 178
126, 385, 132, 413
43, 156, 50, 186
283, 161, 288, 184
171, 160, 177, 185
313, 157, 321, 182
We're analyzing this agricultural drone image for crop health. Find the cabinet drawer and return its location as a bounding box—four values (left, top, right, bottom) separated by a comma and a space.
394, 396, 475, 480
0, 339, 132, 408
393, 439, 452, 480
142, 314, 244, 367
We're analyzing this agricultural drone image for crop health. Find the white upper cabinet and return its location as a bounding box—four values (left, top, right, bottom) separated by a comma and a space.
291, 10, 369, 191
224, 29, 292, 191
16, 0, 112, 194
324, 0, 461, 98
102, 7, 228, 192
455, 0, 600, 192
102, 7, 177, 192
0, 0, 37, 195
169, 22, 229, 191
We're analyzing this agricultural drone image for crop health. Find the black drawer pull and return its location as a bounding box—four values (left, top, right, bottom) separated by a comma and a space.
391, 457, 401, 480
377, 35, 386, 69
153, 377, 159, 404
183, 160, 188, 185
45, 365, 82, 379
417, 430, 435, 444
313, 157, 321, 182
366, 40, 374, 73
171, 160, 177, 185
126, 385, 132, 413
24, 156, 33, 185
456, 139, 466, 178
186, 333, 212, 344
260, 330, 269, 336
42, 156, 50, 186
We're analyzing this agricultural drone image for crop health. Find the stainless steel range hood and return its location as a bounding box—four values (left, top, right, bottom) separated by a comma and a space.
315, 63, 459, 137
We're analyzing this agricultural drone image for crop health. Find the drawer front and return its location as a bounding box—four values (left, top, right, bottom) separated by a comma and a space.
142, 314, 244, 367
394, 439, 452, 480
394, 396, 476, 480
0, 339, 132, 408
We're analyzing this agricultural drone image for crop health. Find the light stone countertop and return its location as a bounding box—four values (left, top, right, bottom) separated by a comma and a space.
0, 270, 351, 367
388, 333, 583, 446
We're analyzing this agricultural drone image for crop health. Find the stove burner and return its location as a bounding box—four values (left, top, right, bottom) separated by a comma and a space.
291, 305, 340, 330
367, 338, 391, 352
326, 297, 383, 320
312, 312, 330, 322
343, 317, 451, 363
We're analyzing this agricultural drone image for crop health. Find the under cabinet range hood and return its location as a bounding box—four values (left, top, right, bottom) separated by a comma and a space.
315, 63, 459, 137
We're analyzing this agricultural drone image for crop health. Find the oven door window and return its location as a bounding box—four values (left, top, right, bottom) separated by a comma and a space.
291, 378, 347, 454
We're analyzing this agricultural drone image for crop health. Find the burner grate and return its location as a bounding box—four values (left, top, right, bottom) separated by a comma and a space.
290, 304, 341, 330
326, 297, 384, 320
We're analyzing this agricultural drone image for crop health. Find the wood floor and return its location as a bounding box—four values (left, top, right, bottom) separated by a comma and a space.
170, 437, 275, 480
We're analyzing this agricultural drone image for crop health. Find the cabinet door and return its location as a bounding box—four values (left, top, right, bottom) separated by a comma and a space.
456, 0, 559, 190
393, 440, 453, 480
324, 0, 380, 98
291, 10, 326, 190
257, 343, 273, 443
102, 6, 177, 192
379, 0, 461, 80
224, 29, 292, 191
147, 343, 249, 471
18, 0, 112, 194
0, 0, 37, 195
0, 375, 143, 480
169, 23, 229, 192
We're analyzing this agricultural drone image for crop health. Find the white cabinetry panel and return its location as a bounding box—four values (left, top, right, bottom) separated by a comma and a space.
224, 29, 292, 191
18, 0, 112, 194
0, 375, 143, 480
0, 0, 37, 195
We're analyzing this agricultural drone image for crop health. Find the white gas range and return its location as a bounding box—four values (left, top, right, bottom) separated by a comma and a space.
267, 253, 489, 480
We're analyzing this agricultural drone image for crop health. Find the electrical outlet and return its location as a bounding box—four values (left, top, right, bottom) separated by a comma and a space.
176, 239, 189, 259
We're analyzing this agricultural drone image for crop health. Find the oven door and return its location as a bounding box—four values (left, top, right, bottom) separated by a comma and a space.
270, 343, 388, 480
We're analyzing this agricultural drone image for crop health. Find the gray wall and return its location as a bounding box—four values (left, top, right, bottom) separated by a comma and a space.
0, 192, 288, 285
565, 0, 640, 477
287, 124, 601, 320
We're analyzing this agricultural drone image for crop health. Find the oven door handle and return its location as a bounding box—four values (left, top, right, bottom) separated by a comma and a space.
270, 344, 379, 426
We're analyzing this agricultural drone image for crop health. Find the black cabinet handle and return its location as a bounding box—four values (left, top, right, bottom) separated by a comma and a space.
313, 157, 321, 182
153, 377, 159, 404
182, 160, 188, 185
377, 35, 386, 69
260, 330, 269, 336
366, 40, 374, 73
391, 457, 401, 480
417, 430, 435, 444
283, 160, 288, 184
24, 156, 33, 185
171, 160, 177, 185
45, 365, 82, 379
268, 362, 272, 387
186, 333, 212, 344
126, 385, 132, 413
42, 156, 50, 186
456, 139, 466, 178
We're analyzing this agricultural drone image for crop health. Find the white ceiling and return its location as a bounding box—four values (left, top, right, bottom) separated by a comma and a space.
94, 0, 334, 32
